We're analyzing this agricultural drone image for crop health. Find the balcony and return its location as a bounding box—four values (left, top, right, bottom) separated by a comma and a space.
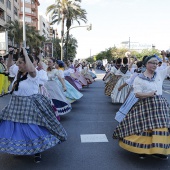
0, 8, 5, 21
31, 4, 36, 11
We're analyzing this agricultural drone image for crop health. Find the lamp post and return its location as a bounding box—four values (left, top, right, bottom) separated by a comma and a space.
60, 24, 92, 61
23, 0, 26, 48
129, 37, 130, 51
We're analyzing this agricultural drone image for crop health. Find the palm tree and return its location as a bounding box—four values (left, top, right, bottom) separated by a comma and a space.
4, 20, 23, 48
5, 20, 46, 52
46, 0, 86, 60
65, 6, 87, 59
46, 0, 69, 37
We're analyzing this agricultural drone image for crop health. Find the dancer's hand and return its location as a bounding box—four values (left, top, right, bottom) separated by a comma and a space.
118, 86, 123, 91
149, 91, 157, 97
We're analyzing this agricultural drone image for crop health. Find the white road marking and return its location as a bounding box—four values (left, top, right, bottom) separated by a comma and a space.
163, 90, 170, 94
80, 134, 108, 143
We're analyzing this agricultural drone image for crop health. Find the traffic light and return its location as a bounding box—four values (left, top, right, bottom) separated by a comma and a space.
87, 24, 92, 31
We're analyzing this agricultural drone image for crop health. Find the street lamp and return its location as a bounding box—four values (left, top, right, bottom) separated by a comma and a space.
60, 23, 92, 61
23, 0, 26, 48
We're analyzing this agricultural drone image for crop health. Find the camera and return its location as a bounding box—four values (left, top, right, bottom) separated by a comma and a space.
9, 50, 14, 55
167, 54, 170, 58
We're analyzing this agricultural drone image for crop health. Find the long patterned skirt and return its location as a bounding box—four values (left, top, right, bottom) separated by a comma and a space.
0, 94, 67, 155
105, 74, 119, 96
44, 81, 72, 115
113, 96, 170, 155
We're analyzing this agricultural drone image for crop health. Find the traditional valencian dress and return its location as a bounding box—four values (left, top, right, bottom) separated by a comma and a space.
55, 69, 83, 103
114, 68, 142, 122
81, 66, 94, 84
64, 67, 82, 91
111, 65, 131, 103
74, 64, 88, 86
45, 68, 72, 115
113, 66, 170, 155
105, 65, 120, 96
0, 62, 10, 96
0, 70, 67, 155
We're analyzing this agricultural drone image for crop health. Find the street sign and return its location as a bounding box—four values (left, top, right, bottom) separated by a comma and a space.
44, 42, 53, 58
0, 32, 6, 50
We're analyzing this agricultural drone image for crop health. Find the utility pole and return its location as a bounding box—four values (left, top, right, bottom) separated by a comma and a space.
23, 0, 26, 48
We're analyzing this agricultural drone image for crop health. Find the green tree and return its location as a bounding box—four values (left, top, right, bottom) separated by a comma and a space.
4, 20, 23, 48
65, 5, 87, 60
5, 20, 46, 52
65, 34, 78, 60
46, 0, 87, 60
26, 25, 45, 50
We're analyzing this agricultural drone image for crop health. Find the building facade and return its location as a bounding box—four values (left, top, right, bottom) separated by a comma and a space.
19, 0, 40, 30
120, 41, 153, 52
0, 0, 20, 29
38, 15, 50, 39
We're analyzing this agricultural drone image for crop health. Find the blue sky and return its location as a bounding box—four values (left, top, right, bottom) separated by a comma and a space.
38, 0, 170, 59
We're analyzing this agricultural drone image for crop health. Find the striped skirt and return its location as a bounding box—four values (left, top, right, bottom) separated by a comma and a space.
119, 128, 170, 155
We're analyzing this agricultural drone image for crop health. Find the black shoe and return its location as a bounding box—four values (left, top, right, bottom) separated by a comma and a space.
34, 153, 41, 163
139, 154, 146, 159
152, 154, 168, 160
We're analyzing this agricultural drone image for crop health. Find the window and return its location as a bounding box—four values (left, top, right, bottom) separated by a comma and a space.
21, 0, 31, 3
25, 16, 31, 22
21, 7, 31, 13
0, 8, 5, 20
14, 6, 18, 16
7, 0, 11, 10
7, 15, 11, 22
0, 0, 4, 4
43, 22, 45, 27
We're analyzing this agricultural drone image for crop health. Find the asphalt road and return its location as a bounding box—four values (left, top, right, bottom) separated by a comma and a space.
0, 70, 170, 170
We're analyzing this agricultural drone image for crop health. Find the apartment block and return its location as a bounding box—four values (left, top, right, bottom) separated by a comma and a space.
38, 15, 50, 39
19, 0, 40, 30
0, 0, 20, 29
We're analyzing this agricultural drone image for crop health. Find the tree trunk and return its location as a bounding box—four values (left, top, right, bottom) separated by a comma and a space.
65, 28, 70, 61
61, 13, 65, 61
65, 19, 71, 61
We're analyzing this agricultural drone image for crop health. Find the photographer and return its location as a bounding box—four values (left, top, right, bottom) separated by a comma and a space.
0, 56, 9, 96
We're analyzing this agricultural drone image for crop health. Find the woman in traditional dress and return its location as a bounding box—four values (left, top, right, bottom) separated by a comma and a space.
111, 57, 135, 103
113, 55, 170, 160
115, 61, 143, 122
0, 57, 10, 96
33, 55, 49, 97
104, 58, 122, 96
81, 61, 94, 84
44, 58, 72, 115
55, 61, 83, 103
0, 48, 67, 163
74, 60, 88, 86
64, 61, 82, 91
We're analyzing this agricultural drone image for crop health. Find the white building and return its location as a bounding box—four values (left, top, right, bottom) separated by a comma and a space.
120, 41, 154, 52
38, 14, 51, 39
0, 0, 20, 29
